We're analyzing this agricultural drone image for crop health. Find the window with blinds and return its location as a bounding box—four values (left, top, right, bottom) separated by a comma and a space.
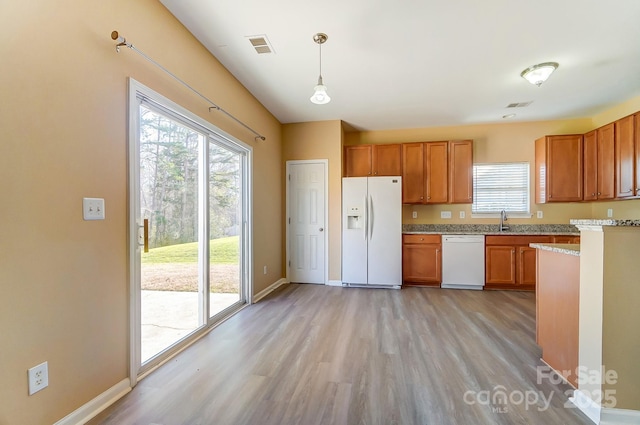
472, 162, 530, 214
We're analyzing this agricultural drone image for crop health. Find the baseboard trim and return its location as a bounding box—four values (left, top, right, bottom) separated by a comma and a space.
54, 378, 131, 425
570, 389, 601, 424
253, 278, 288, 303
326, 280, 343, 287
600, 407, 640, 425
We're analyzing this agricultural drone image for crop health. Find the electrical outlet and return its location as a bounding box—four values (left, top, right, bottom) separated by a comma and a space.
607, 208, 613, 218
537, 211, 543, 219
263, 265, 267, 275
441, 211, 452, 219
412, 211, 417, 219
459, 211, 465, 219
28, 361, 48, 395
83, 198, 105, 220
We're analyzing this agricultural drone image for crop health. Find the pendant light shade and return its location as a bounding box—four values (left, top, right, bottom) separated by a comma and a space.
310, 33, 330, 105
310, 76, 330, 105
520, 62, 559, 86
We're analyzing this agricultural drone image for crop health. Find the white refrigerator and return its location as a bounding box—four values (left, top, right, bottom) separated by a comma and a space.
342, 176, 402, 287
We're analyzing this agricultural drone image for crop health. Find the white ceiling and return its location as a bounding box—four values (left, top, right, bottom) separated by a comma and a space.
159, 0, 640, 131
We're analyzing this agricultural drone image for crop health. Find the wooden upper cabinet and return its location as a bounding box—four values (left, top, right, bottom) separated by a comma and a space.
583, 127, 615, 201
597, 123, 615, 200
535, 134, 583, 203
402, 143, 425, 203
583, 130, 598, 201
372, 144, 402, 176
344, 144, 401, 177
636, 113, 640, 197
615, 115, 636, 198
344, 145, 372, 177
425, 142, 449, 203
449, 140, 473, 203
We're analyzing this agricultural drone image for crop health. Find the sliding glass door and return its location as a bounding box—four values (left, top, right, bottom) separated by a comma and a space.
129, 79, 250, 377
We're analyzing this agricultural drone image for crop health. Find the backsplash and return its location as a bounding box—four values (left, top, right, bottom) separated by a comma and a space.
403, 223, 579, 235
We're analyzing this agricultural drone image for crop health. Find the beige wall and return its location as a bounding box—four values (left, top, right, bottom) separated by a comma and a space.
601, 227, 640, 410
0, 1, 281, 423
282, 121, 343, 281
591, 95, 640, 128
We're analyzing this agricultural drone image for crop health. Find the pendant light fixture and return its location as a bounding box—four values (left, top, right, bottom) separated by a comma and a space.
520, 62, 559, 86
310, 33, 330, 105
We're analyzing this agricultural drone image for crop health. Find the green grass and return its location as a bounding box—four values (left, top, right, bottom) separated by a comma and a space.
142, 236, 239, 264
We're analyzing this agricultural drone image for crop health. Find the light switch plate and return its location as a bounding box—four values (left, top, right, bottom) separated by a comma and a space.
537, 211, 543, 219
412, 211, 417, 219
607, 208, 613, 218
459, 211, 465, 219
441, 211, 452, 219
83, 198, 105, 220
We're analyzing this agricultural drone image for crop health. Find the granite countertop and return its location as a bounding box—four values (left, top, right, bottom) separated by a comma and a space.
530, 243, 581, 256
402, 224, 579, 235
570, 219, 640, 227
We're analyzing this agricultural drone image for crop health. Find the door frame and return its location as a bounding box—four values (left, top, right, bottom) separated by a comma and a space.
127, 78, 253, 386
285, 160, 329, 285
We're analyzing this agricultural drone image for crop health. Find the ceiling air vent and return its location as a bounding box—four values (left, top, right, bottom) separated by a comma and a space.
247, 35, 275, 54
506, 101, 533, 108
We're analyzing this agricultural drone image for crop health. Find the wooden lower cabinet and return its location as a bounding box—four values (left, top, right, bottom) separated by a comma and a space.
485, 235, 553, 290
402, 234, 441, 286
551, 235, 581, 244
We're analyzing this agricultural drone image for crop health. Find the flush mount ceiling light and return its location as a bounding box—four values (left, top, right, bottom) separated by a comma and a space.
310, 33, 330, 105
520, 62, 559, 86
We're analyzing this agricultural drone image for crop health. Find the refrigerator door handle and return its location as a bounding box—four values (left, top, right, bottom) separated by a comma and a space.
369, 194, 374, 240
364, 195, 368, 241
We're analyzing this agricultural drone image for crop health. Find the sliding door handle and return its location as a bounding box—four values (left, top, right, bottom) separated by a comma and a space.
138, 219, 149, 253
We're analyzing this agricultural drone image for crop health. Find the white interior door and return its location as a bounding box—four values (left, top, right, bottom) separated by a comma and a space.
287, 161, 327, 284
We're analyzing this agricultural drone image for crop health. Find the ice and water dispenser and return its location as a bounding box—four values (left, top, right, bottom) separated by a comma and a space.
346, 206, 363, 229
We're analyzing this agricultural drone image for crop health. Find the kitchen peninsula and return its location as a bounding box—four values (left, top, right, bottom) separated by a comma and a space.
533, 219, 640, 424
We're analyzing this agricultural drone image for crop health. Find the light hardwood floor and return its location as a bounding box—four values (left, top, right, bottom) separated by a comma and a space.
90, 284, 592, 425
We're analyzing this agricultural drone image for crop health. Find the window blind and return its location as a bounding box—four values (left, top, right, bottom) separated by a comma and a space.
472, 162, 530, 214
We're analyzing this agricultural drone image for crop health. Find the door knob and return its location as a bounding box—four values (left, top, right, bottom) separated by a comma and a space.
319, 228, 324, 232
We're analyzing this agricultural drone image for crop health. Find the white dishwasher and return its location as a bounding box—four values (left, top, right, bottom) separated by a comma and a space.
441, 235, 485, 290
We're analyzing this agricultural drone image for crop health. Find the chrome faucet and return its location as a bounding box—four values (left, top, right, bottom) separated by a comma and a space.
499, 209, 510, 232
